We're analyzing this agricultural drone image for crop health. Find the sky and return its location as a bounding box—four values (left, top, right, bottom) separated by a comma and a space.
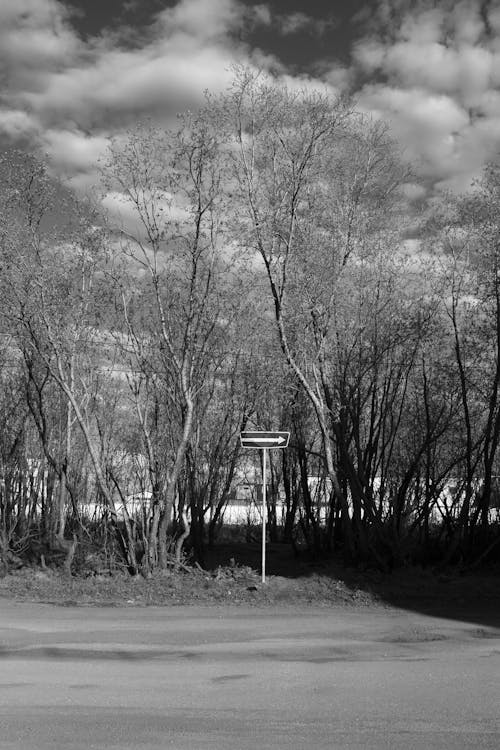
1, 0, 500, 205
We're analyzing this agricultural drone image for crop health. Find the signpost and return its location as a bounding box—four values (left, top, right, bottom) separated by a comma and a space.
240, 431, 290, 583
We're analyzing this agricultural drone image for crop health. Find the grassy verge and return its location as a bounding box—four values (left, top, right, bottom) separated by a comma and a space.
0, 564, 376, 607
1, 551, 499, 612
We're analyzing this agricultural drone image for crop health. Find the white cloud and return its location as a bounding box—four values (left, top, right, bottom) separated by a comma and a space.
12, 0, 255, 132
41, 129, 109, 173
276, 11, 335, 37
401, 182, 427, 201
1, 0, 499, 205
154, 0, 243, 42
322, 66, 352, 94
448, 1, 484, 45
0, 0, 268, 185
350, 0, 500, 194
358, 85, 475, 184
25, 42, 239, 130
252, 4, 272, 27
102, 187, 192, 241
0, 109, 38, 139
279, 12, 309, 35
489, 5, 500, 36
368, 40, 494, 109
0, 0, 81, 92
102, 191, 153, 237
352, 39, 385, 71
398, 8, 444, 44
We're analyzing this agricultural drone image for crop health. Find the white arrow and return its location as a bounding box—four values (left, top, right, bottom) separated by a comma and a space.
244, 436, 287, 444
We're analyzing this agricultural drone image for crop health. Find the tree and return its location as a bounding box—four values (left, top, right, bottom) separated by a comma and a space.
431, 166, 500, 562
0, 151, 132, 573
102, 114, 242, 571
215, 69, 414, 563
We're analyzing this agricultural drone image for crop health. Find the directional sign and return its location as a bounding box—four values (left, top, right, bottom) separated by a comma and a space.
240, 431, 290, 449
239, 430, 290, 584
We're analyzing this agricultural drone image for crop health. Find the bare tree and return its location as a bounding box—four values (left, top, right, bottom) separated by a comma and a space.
103, 114, 240, 571
215, 69, 413, 562
0, 152, 135, 572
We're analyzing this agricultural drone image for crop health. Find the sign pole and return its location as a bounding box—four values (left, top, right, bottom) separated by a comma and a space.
239, 431, 289, 585
262, 448, 267, 584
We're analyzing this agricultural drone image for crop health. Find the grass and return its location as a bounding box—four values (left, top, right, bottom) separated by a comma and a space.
1, 542, 499, 612
0, 566, 372, 607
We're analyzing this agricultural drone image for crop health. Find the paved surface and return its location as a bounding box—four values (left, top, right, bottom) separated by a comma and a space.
0, 599, 499, 749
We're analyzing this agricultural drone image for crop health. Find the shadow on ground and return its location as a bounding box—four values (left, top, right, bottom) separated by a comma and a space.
205, 541, 500, 629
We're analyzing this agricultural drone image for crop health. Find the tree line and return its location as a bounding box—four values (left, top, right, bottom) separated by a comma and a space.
1, 69, 500, 575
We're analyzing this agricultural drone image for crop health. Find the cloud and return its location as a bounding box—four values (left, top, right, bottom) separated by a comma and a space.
358, 85, 469, 169
489, 5, 500, 36
401, 182, 427, 201
0, 0, 81, 92
362, 38, 495, 109
11, 0, 256, 131
351, 0, 500, 193
354, 2, 498, 103
1, 0, 499, 205
153, 0, 244, 42
24, 42, 240, 131
0, 0, 274, 187
0, 109, 39, 140
276, 12, 335, 37
41, 129, 109, 173
102, 187, 192, 241
239, 5, 335, 37
251, 4, 272, 27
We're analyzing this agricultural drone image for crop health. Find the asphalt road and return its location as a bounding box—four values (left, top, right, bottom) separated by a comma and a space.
0, 600, 499, 749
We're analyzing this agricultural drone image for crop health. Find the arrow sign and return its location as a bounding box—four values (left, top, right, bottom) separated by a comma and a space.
239, 432, 289, 585
240, 431, 290, 449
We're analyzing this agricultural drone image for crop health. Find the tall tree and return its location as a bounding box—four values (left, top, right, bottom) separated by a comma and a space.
103, 114, 241, 571
215, 69, 413, 562
0, 151, 132, 572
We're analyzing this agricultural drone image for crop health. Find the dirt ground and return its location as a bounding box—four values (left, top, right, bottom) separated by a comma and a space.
1, 542, 499, 621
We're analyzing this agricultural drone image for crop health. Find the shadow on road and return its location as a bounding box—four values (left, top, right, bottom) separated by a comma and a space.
206, 542, 500, 630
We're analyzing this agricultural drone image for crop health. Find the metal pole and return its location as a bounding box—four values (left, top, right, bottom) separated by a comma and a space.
262, 448, 267, 584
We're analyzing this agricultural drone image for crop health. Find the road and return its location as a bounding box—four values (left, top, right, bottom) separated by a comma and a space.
0, 599, 499, 749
